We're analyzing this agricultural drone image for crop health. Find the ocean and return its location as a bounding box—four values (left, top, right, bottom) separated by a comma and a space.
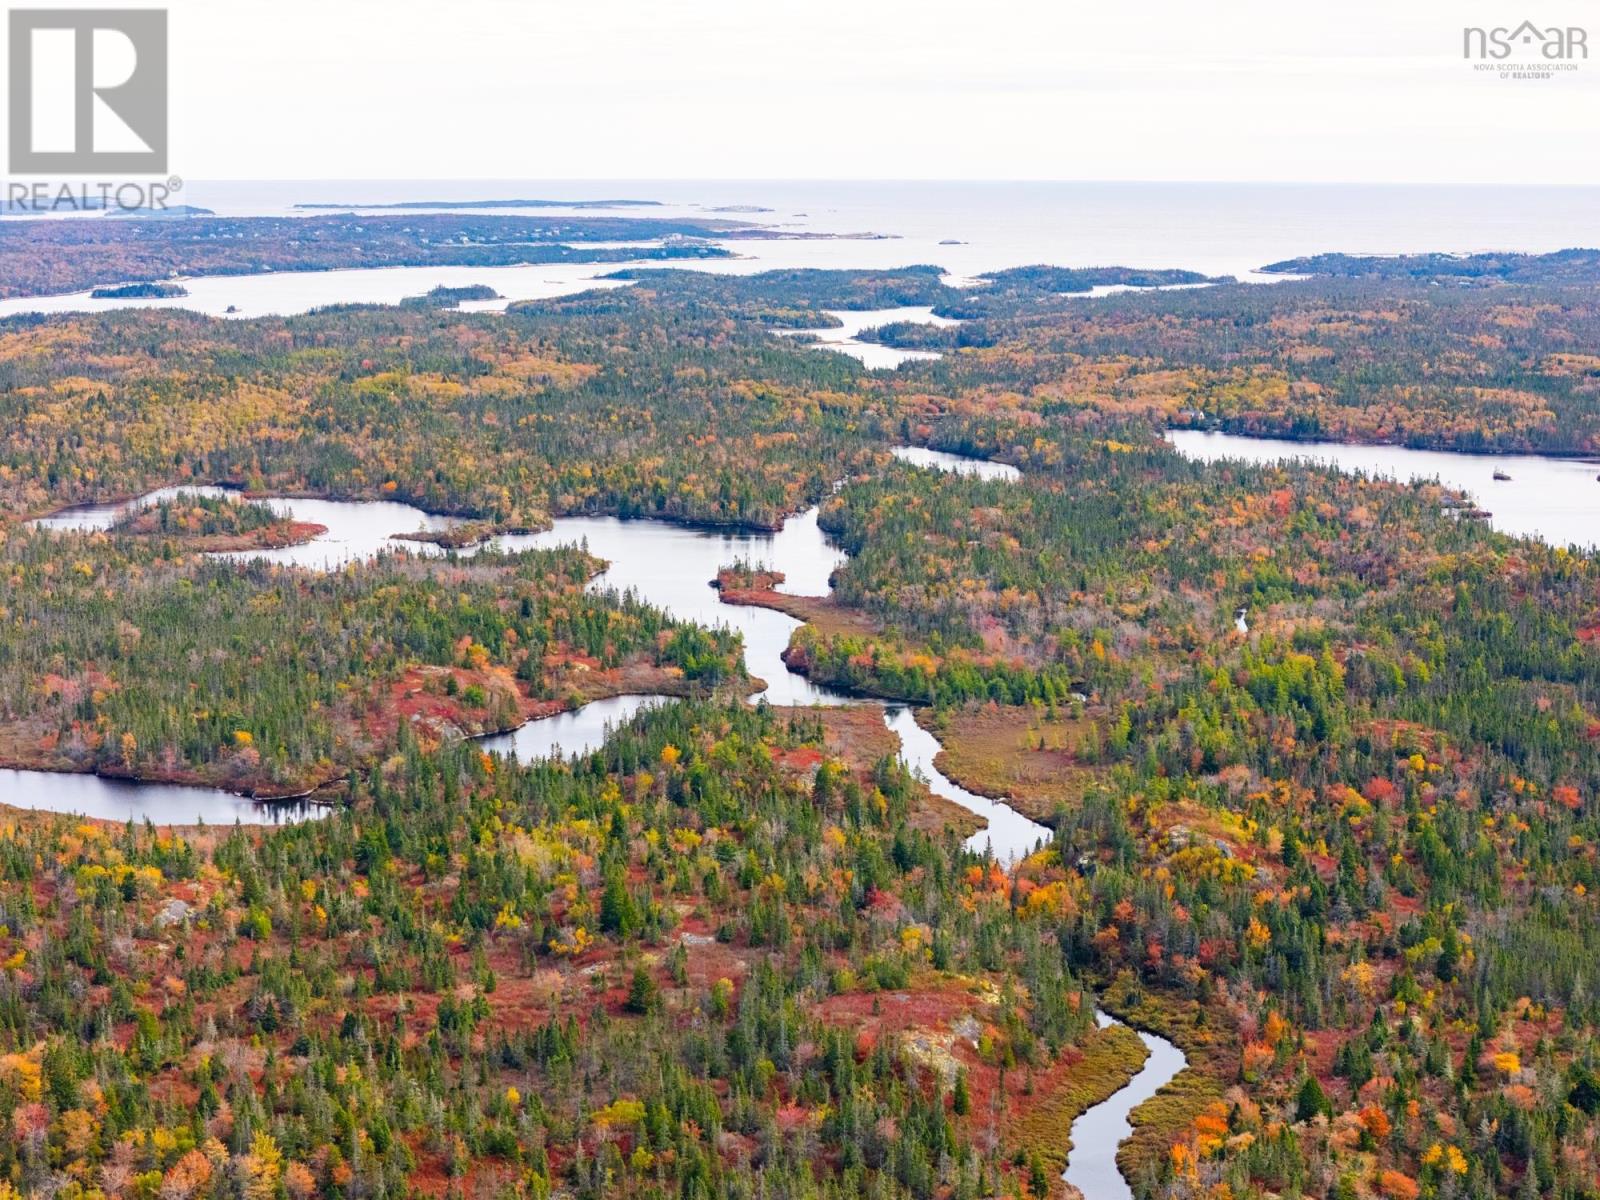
179, 178, 1600, 279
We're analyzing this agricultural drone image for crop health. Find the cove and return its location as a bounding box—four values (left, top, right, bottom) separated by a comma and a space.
891, 444, 1022, 482
474, 694, 673, 761
776, 307, 958, 370
1167, 428, 1600, 549
6, 448, 1190, 1198
0, 768, 318, 826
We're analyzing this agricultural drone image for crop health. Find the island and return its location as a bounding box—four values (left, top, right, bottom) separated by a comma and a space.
398, 283, 504, 309
108, 491, 325, 551
88, 280, 190, 299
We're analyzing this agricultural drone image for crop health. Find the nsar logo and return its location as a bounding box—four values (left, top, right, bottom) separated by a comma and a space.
1463, 20, 1588, 61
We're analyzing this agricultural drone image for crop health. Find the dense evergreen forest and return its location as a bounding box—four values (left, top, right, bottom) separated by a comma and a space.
0, 530, 741, 794
1261, 249, 1600, 285
2, 257, 1600, 1200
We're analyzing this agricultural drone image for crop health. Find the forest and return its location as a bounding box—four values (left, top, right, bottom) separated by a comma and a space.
2, 256, 1600, 1200
0, 522, 742, 794
1261, 249, 1600, 285
913, 265, 1600, 454
0, 213, 761, 299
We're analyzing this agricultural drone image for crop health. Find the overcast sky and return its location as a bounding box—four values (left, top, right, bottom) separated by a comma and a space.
32, 0, 1600, 181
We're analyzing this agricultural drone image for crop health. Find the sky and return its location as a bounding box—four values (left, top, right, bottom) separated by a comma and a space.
10, 0, 1600, 182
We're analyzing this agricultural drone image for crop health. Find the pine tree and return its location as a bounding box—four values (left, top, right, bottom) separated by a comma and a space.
626, 964, 658, 1015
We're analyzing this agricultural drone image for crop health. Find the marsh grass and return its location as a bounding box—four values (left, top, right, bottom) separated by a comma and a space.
1007, 1021, 1149, 1178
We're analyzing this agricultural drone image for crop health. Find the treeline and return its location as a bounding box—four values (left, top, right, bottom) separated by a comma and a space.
1261, 248, 1600, 285
109, 492, 284, 539
0, 701, 1100, 1200
0, 212, 751, 298
800, 412, 1600, 1197
905, 274, 1600, 454
0, 281, 910, 527
0, 529, 742, 792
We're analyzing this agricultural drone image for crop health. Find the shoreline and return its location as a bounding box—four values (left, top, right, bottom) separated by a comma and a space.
126, 519, 330, 553
1168, 422, 1600, 465
0, 755, 347, 806
21, 482, 844, 540
0, 662, 750, 815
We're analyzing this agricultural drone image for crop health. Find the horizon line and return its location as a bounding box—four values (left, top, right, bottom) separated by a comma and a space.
182, 177, 1600, 189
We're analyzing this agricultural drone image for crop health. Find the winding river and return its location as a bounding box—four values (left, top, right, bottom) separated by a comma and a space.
7, 186, 1598, 1196
7, 446, 1185, 1198
1065, 1013, 1190, 1200
26, 426, 1591, 1189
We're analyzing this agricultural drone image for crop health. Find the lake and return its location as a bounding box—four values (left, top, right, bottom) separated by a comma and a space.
4, 445, 1182, 1200
891, 444, 1022, 481
0, 768, 318, 826
33, 487, 465, 568
778, 306, 957, 369
31, 485, 234, 531
1167, 429, 1600, 549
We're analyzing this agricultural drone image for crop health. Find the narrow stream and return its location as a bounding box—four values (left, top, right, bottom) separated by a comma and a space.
495, 451, 1182, 1195
9, 451, 1187, 1198
886, 450, 1189, 1197
1065, 1013, 1190, 1200
884, 706, 1050, 862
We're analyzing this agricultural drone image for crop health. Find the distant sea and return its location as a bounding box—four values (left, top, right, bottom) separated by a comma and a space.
184, 179, 1600, 279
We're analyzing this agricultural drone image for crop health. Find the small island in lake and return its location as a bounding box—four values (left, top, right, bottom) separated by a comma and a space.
855, 320, 990, 351
88, 281, 189, 299
399, 283, 504, 309
390, 520, 516, 549
110, 492, 326, 551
